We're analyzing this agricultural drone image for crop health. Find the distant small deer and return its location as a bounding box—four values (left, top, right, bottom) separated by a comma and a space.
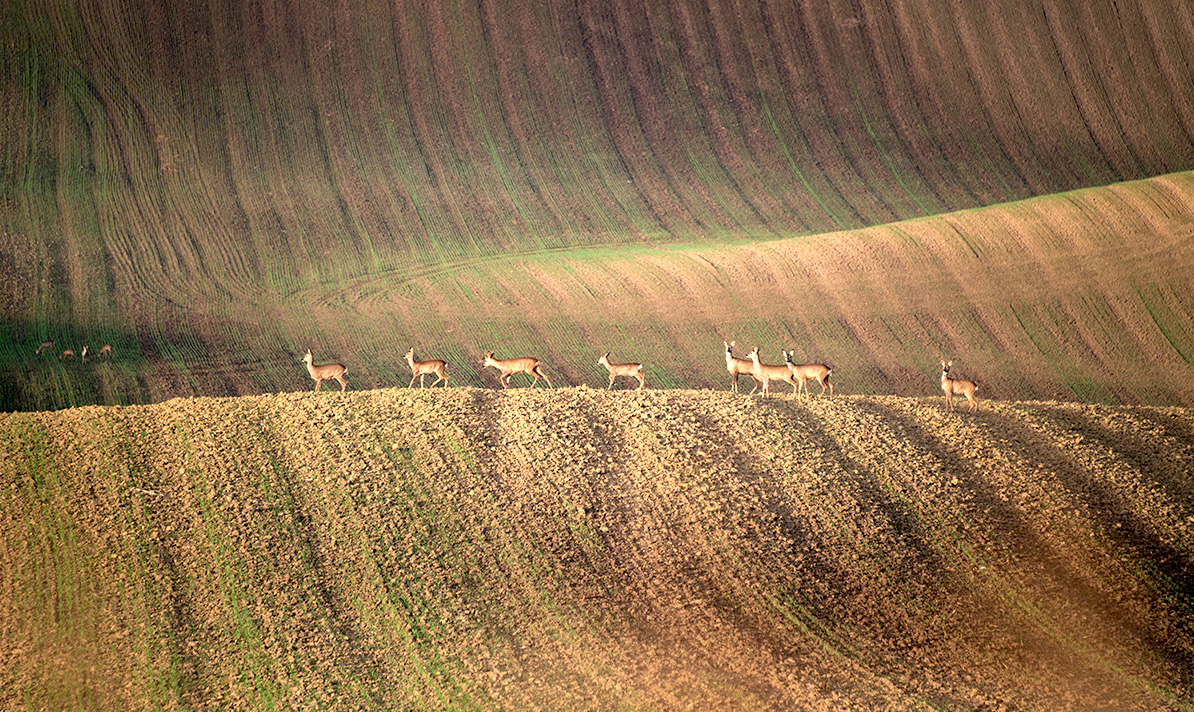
405, 347, 449, 388
747, 347, 800, 397
598, 352, 645, 390
60, 348, 76, 360
785, 353, 833, 397
725, 341, 762, 394
302, 349, 348, 392
97, 344, 113, 359
36, 340, 54, 355
940, 360, 978, 412
81, 345, 89, 362
482, 352, 552, 388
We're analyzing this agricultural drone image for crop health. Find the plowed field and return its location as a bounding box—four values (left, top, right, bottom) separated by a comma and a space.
3, 388, 1191, 710
7, 0, 1194, 412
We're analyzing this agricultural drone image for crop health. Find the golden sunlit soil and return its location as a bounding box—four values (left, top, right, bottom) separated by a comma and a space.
3, 387, 1191, 710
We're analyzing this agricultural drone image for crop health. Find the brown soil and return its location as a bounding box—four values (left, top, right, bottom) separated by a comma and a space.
2, 387, 1191, 710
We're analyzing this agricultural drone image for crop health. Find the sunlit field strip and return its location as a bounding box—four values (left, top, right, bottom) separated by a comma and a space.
6, 171, 1194, 409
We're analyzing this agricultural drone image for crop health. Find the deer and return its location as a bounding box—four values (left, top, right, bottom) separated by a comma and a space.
784, 352, 833, 397
60, 348, 76, 360
81, 345, 89, 363
36, 340, 54, 355
405, 347, 449, 388
97, 344, 113, 358
940, 360, 978, 412
301, 349, 348, 392
724, 340, 762, 394
747, 347, 801, 397
597, 352, 645, 390
481, 352, 552, 388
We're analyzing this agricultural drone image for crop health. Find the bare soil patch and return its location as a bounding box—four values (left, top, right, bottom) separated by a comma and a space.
2, 389, 1190, 710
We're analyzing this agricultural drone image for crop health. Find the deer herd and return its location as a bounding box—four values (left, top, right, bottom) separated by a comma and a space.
299, 342, 980, 411
35, 341, 113, 362
34, 336, 979, 410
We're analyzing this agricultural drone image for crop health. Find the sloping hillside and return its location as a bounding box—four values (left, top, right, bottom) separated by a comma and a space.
4, 172, 1194, 411
3, 388, 1191, 710
4, 0, 1194, 410
6, 0, 1192, 257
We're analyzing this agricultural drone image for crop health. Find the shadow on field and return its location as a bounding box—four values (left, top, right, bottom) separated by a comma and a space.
731, 397, 955, 608
0, 319, 146, 411
854, 397, 1194, 685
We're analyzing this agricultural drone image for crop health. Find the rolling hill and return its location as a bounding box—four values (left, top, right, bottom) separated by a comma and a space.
2, 389, 1192, 709
3, 0, 1194, 409
3, 2, 1194, 708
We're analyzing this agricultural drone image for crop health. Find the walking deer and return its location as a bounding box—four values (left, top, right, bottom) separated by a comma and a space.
405, 347, 449, 388
598, 353, 645, 390
482, 352, 553, 388
940, 360, 978, 412
724, 341, 762, 394
301, 349, 348, 392
747, 348, 800, 397
60, 348, 76, 360
97, 344, 113, 358
36, 340, 54, 355
785, 353, 833, 397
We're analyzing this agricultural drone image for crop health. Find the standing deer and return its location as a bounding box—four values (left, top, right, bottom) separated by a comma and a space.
301, 349, 348, 392
747, 347, 800, 397
81, 346, 89, 363
724, 341, 762, 394
60, 348, 76, 360
940, 360, 978, 412
597, 352, 645, 390
481, 352, 553, 388
785, 353, 833, 397
36, 340, 54, 355
97, 344, 113, 358
405, 347, 449, 388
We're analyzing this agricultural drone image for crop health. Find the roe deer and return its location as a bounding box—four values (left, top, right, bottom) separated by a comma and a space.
60, 348, 76, 360
482, 352, 552, 388
785, 353, 833, 397
597, 352, 645, 390
302, 349, 348, 392
747, 347, 800, 397
98, 344, 113, 358
405, 347, 449, 388
81, 345, 89, 363
36, 340, 54, 355
940, 360, 978, 412
724, 341, 762, 394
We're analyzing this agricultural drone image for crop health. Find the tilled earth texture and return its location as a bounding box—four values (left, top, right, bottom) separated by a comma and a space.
2, 387, 1192, 711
